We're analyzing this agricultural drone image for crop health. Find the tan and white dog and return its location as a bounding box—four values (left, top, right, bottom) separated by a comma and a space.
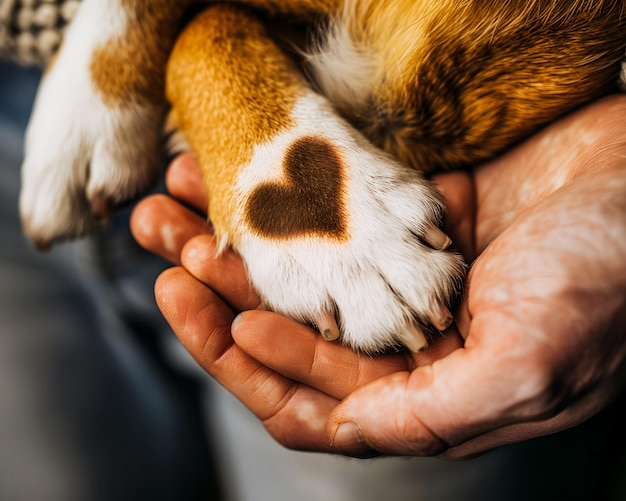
19, 0, 626, 352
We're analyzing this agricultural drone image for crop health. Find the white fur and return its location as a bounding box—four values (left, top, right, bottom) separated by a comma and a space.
20, 0, 165, 244
234, 93, 465, 353
305, 9, 382, 112
165, 113, 193, 158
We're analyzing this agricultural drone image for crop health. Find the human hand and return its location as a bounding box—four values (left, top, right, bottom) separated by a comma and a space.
131, 95, 626, 458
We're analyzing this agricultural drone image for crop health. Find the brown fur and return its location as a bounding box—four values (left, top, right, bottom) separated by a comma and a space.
90, 0, 193, 106
166, 5, 308, 241
90, 0, 626, 168
245, 136, 348, 239
238, 0, 340, 18
321, 0, 626, 172
87, 0, 625, 243
89, 0, 340, 107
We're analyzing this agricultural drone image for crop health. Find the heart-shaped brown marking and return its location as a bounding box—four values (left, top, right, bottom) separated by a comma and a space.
245, 135, 347, 239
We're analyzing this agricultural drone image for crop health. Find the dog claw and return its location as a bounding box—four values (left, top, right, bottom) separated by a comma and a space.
315, 311, 340, 341
33, 238, 52, 252
89, 192, 111, 222
399, 324, 429, 353
423, 226, 452, 251
429, 303, 454, 331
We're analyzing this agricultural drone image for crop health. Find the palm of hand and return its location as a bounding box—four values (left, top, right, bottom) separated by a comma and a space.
132, 95, 626, 458
418, 96, 626, 456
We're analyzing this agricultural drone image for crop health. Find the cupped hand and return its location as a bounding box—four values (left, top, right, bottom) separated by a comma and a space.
131, 94, 626, 458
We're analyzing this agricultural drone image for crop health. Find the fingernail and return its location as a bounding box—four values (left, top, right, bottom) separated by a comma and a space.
332, 422, 377, 457
231, 313, 243, 331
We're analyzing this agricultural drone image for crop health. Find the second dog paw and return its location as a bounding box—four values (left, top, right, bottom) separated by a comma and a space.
20, 47, 165, 247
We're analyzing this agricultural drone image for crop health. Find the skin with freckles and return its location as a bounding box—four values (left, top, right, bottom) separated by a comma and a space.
131, 95, 626, 458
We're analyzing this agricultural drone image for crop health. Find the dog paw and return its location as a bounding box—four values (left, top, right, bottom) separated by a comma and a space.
19, 24, 165, 248
233, 97, 466, 353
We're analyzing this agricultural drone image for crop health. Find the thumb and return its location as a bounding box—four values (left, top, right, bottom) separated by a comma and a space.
328, 343, 532, 456
329, 370, 449, 456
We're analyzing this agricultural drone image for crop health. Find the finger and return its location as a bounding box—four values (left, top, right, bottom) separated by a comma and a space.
409, 327, 464, 367
231, 310, 410, 400
180, 234, 261, 311
155, 267, 340, 451
131, 194, 212, 264
432, 170, 477, 261
329, 370, 448, 456
165, 154, 209, 213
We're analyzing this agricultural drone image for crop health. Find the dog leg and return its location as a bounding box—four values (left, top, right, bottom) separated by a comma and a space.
20, 0, 193, 247
167, 5, 465, 353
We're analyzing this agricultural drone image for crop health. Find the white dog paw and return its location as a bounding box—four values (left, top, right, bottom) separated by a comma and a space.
19, 2, 166, 248
20, 74, 165, 247
234, 97, 466, 353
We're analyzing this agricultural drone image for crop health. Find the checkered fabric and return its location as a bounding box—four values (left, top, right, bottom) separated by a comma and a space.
0, 0, 80, 65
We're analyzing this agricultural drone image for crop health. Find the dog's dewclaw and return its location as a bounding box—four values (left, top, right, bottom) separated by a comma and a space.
423, 226, 452, 251
429, 303, 454, 332
400, 324, 429, 353
316, 312, 340, 342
